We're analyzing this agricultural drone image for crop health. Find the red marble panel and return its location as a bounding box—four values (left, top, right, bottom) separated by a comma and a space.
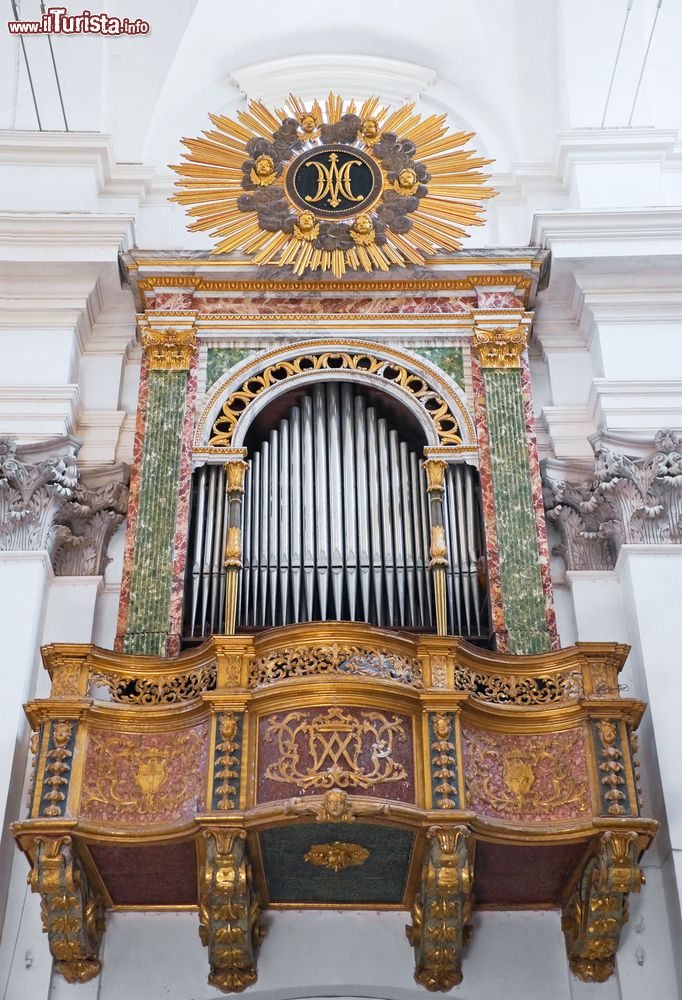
150, 292, 195, 310
256, 705, 415, 804
195, 294, 473, 315
115, 355, 149, 649
89, 840, 198, 905
475, 840, 587, 905
461, 725, 591, 822
470, 353, 507, 649
520, 356, 559, 648
80, 722, 209, 826
475, 291, 525, 309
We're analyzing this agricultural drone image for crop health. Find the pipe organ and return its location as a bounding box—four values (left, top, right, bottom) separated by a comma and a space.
184, 381, 487, 639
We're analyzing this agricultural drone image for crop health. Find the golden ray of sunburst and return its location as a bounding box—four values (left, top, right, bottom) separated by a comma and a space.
170, 94, 496, 278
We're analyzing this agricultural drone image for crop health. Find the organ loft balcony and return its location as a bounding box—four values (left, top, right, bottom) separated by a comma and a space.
13, 625, 656, 991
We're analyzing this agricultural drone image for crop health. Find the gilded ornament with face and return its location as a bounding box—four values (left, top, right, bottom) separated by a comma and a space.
359, 117, 380, 144
351, 213, 376, 245
294, 211, 320, 241
250, 154, 277, 186
299, 113, 318, 135
395, 167, 419, 196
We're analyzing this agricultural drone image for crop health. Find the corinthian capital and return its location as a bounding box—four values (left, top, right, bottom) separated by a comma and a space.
139, 320, 196, 370
0, 437, 129, 575
472, 324, 528, 368
543, 428, 682, 571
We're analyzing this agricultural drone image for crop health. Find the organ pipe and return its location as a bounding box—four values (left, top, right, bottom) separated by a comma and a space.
184, 382, 487, 638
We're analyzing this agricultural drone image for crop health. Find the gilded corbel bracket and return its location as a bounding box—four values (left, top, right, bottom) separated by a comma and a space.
562, 830, 644, 983
198, 828, 264, 993
29, 835, 105, 984
406, 824, 474, 991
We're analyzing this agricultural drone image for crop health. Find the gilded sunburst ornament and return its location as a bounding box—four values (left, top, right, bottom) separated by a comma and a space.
170, 93, 496, 278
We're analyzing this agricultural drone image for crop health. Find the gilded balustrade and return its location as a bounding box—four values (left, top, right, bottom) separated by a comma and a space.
14, 622, 656, 992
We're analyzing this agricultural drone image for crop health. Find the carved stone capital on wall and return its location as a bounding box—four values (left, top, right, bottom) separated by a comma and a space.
139, 321, 197, 370
562, 830, 644, 983
406, 825, 474, 991
471, 324, 528, 369
543, 429, 682, 570
0, 436, 129, 575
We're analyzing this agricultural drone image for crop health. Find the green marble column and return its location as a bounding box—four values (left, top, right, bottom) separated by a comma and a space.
122, 323, 197, 656
472, 321, 553, 655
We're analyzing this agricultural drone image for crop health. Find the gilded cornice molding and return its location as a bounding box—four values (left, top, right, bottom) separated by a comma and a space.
0, 437, 129, 575
471, 323, 528, 368
543, 429, 682, 571
139, 321, 197, 370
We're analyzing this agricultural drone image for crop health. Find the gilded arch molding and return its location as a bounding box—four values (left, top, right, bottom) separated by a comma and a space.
194, 340, 476, 454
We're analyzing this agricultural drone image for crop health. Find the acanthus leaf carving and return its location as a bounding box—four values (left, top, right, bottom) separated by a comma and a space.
543, 429, 682, 570
0, 437, 129, 575
406, 825, 474, 991
29, 835, 105, 984
198, 828, 264, 994
562, 830, 644, 983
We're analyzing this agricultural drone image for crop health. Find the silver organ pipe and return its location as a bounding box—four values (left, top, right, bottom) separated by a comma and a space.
184, 382, 488, 638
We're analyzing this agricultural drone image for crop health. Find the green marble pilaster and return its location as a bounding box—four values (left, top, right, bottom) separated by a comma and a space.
123, 370, 187, 655
122, 321, 197, 656
472, 322, 552, 655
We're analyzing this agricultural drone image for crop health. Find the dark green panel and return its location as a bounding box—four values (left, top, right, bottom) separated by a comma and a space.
411, 346, 465, 389
259, 822, 414, 905
206, 348, 255, 388
124, 370, 187, 656
484, 368, 551, 654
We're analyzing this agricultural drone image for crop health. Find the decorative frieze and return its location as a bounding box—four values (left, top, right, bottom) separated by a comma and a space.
543, 429, 682, 570
0, 437, 128, 574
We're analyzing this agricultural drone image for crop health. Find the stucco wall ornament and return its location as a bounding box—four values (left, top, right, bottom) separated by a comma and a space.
171, 94, 495, 278
0, 437, 129, 575
543, 429, 682, 570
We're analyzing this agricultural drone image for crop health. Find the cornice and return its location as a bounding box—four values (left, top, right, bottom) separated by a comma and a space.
0, 213, 135, 260
0, 131, 156, 199
530, 207, 682, 258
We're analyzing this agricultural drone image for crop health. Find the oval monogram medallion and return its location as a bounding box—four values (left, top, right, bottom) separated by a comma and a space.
285, 144, 382, 218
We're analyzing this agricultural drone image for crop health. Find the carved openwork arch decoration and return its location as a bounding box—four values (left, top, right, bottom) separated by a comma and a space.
194, 340, 476, 453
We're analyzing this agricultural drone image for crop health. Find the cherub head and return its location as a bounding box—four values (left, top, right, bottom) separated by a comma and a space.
297, 211, 316, 233
299, 113, 318, 134
353, 214, 373, 236
398, 167, 417, 189
254, 154, 275, 178
360, 117, 379, 140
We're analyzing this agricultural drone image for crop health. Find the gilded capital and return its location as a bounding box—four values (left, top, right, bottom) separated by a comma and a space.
423, 458, 448, 493
225, 460, 249, 494
140, 325, 196, 370
472, 325, 527, 369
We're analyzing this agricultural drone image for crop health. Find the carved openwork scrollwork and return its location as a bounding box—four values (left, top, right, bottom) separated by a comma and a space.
562, 831, 644, 983
453, 665, 582, 705
406, 825, 474, 991
209, 351, 462, 447
198, 829, 264, 994
91, 665, 216, 704
29, 836, 105, 984
249, 643, 422, 689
